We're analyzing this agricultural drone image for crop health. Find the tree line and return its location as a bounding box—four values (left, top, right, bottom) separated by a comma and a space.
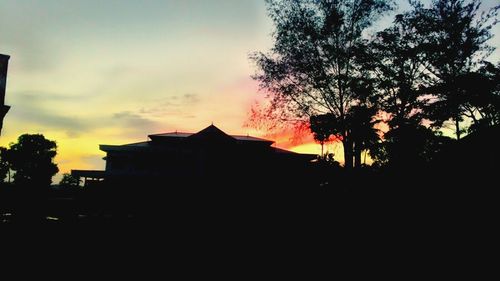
250, 0, 500, 169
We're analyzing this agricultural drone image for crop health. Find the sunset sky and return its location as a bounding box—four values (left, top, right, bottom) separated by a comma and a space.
1, 0, 499, 181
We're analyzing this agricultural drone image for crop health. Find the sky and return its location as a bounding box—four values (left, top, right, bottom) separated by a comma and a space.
1, 0, 499, 182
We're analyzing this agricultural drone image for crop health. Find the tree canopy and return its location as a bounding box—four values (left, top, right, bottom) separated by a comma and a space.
251, 0, 394, 168
5, 134, 59, 187
252, 0, 500, 169
413, 0, 500, 139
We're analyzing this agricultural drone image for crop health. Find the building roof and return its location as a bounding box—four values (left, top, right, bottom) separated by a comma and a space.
149, 125, 274, 143
231, 135, 274, 142
123, 141, 150, 147
71, 169, 106, 179
273, 147, 298, 154
100, 124, 306, 154
148, 132, 192, 138
187, 124, 235, 143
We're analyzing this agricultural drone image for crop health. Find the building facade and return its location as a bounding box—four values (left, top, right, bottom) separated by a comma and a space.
72, 125, 315, 187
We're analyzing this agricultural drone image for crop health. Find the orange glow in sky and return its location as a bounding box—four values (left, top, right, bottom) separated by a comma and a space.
0, 0, 498, 182
0, 1, 327, 182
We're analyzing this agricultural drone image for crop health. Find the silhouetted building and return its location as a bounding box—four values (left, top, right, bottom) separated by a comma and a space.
0, 54, 10, 135
72, 125, 315, 187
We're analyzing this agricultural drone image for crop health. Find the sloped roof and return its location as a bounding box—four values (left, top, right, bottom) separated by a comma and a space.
101, 125, 308, 153
148, 132, 192, 138
123, 141, 150, 147
231, 135, 273, 142
149, 124, 274, 144
187, 124, 235, 142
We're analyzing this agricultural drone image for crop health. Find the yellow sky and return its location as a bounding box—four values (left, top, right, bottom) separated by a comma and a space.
1, 0, 499, 182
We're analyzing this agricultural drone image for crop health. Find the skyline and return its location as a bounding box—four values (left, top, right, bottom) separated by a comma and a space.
1, 0, 499, 181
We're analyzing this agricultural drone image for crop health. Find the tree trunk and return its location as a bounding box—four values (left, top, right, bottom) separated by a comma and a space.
342, 138, 353, 169
354, 141, 362, 169
455, 116, 461, 140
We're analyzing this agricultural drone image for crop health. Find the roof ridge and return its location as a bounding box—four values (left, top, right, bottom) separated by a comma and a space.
123, 141, 150, 145
149, 131, 193, 136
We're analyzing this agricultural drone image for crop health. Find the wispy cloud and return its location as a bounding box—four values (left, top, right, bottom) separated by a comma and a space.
8, 105, 89, 137
139, 93, 200, 118
12, 91, 89, 102
111, 110, 164, 138
6, 91, 91, 137
113, 111, 158, 127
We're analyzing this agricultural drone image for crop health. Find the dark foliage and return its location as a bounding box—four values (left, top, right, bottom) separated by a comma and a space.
0, 147, 9, 183
58, 173, 80, 189
251, 0, 394, 168
413, 0, 500, 139
372, 8, 431, 128
252, 0, 500, 171
5, 134, 59, 187
371, 122, 452, 169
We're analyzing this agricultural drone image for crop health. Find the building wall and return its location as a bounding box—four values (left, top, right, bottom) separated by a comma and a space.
103, 142, 313, 188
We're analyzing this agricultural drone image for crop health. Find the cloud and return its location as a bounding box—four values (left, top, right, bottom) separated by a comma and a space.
80, 154, 105, 170
65, 130, 82, 138
5, 89, 166, 140
113, 111, 158, 127
139, 93, 200, 118
5, 91, 90, 137
111, 110, 163, 138
12, 91, 88, 102
0, 8, 62, 73
8, 107, 88, 135
183, 93, 200, 103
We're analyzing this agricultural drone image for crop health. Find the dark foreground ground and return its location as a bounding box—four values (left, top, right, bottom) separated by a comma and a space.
1, 169, 495, 275
1, 167, 494, 229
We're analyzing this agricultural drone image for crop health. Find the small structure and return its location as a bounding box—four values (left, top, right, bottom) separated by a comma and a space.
0, 54, 11, 135
72, 125, 315, 187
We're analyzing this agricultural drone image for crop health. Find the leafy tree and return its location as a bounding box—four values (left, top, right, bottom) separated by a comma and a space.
372, 10, 432, 129
310, 105, 380, 168
0, 147, 9, 183
6, 134, 59, 187
347, 105, 380, 168
251, 0, 393, 168
59, 173, 80, 189
310, 114, 334, 157
462, 62, 500, 132
371, 122, 452, 169
370, 0, 499, 168
412, 0, 499, 139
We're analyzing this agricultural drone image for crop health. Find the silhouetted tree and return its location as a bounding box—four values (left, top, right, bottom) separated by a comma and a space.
310, 114, 334, 157
371, 122, 452, 169
310, 105, 380, 168
372, 10, 431, 129
347, 105, 380, 168
462, 62, 500, 132
0, 147, 9, 183
251, 0, 394, 168
59, 173, 80, 189
412, 0, 499, 139
6, 134, 58, 187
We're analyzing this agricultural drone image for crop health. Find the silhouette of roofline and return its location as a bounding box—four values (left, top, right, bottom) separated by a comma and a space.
149, 125, 274, 143
101, 125, 319, 154
149, 132, 273, 142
